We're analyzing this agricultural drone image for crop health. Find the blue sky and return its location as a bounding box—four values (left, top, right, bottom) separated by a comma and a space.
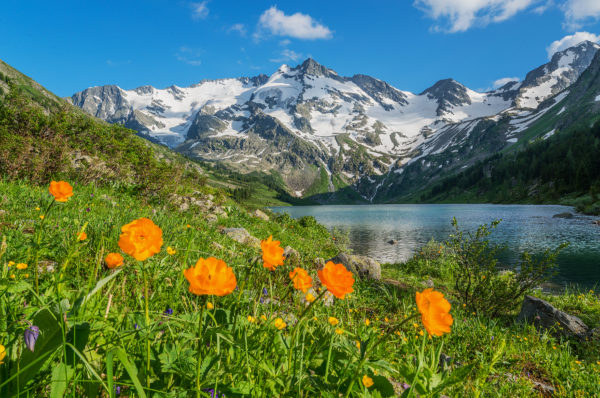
1, 0, 600, 96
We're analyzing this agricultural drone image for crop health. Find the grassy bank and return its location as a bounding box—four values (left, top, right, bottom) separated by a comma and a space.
0, 179, 599, 397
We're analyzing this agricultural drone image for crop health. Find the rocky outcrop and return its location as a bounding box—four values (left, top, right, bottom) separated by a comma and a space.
327, 252, 381, 280
253, 209, 269, 221
517, 295, 589, 339
221, 228, 261, 248
552, 212, 573, 219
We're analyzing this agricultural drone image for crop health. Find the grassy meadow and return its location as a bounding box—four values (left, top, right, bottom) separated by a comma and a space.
0, 179, 599, 397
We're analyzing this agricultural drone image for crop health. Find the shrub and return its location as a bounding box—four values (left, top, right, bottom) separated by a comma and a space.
446, 217, 567, 317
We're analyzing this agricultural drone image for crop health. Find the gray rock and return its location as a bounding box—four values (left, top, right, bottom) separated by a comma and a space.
592, 220, 600, 226
552, 212, 573, 219
221, 228, 261, 249
423, 279, 435, 288
387, 239, 398, 245
205, 214, 218, 223
284, 246, 300, 264
517, 295, 589, 339
326, 252, 381, 280
253, 209, 270, 221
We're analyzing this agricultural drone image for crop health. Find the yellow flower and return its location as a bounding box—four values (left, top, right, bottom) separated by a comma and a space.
365, 319, 370, 326
35, 207, 40, 211
305, 293, 316, 303
335, 328, 344, 335
206, 302, 214, 310
384, 317, 389, 322
0, 344, 5, 365
16, 263, 27, 270
261, 315, 267, 321
362, 375, 374, 388
552, 346, 557, 350
24, 274, 29, 278
247, 316, 256, 323
186, 224, 191, 228
9, 274, 15, 279
355, 340, 361, 349
167, 246, 176, 255
328, 317, 339, 326
274, 318, 286, 330
575, 360, 582, 365
419, 330, 424, 336
8, 261, 15, 267
39, 215, 44, 220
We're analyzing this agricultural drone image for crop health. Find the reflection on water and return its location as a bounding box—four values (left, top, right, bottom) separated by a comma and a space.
270, 204, 600, 288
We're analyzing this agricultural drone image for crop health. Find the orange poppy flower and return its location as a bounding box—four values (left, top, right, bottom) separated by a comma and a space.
77, 232, 87, 241
261, 236, 285, 271
289, 267, 312, 293
317, 261, 355, 299
118, 218, 163, 261
105, 253, 124, 269
183, 257, 237, 296
49, 181, 73, 202
415, 288, 453, 336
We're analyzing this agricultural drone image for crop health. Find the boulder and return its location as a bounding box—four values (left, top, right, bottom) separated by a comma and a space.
284, 246, 300, 265
205, 214, 218, 223
387, 239, 398, 245
423, 279, 435, 288
326, 252, 381, 280
253, 209, 270, 221
517, 295, 589, 339
592, 220, 600, 226
552, 212, 573, 219
221, 228, 261, 249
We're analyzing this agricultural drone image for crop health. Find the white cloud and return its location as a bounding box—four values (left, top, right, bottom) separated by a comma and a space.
256, 6, 332, 40
492, 77, 520, 89
228, 23, 247, 36
413, 0, 539, 32
546, 31, 600, 58
176, 46, 202, 66
279, 39, 291, 46
562, 0, 600, 30
191, 1, 209, 20
270, 49, 304, 63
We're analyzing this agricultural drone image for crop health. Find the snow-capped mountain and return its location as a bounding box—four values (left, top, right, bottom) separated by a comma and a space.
70, 41, 600, 201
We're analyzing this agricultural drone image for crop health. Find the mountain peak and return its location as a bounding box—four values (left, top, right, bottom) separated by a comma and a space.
293, 58, 338, 78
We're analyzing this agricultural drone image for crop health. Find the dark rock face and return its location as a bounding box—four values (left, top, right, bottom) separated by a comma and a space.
420, 79, 472, 116
187, 113, 228, 140
517, 295, 589, 339
327, 252, 381, 280
351, 74, 409, 108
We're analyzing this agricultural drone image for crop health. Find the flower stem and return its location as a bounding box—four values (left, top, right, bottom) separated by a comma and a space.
196, 296, 206, 398
142, 263, 151, 390
324, 332, 335, 383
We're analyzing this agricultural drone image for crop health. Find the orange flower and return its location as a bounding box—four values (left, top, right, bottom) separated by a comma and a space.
77, 232, 87, 241
261, 236, 285, 271
362, 375, 374, 388
289, 267, 312, 293
118, 218, 163, 261
317, 261, 354, 299
183, 257, 237, 296
105, 253, 124, 269
49, 181, 73, 202
415, 288, 453, 336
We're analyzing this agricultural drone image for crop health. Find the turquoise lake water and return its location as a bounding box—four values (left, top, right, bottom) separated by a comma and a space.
270, 204, 600, 289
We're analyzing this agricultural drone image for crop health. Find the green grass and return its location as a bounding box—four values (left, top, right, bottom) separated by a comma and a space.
0, 180, 599, 396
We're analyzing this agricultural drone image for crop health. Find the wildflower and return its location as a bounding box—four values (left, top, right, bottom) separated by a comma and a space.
77, 231, 87, 241
24, 326, 40, 352
289, 267, 312, 293
186, 224, 191, 228
552, 346, 556, 350
24, 274, 29, 278
260, 315, 267, 321
9, 274, 15, 279
163, 308, 173, 316
355, 340, 361, 349
206, 302, 214, 310
575, 360, 582, 365
247, 316, 256, 323
262, 287, 268, 296
365, 319, 370, 326
274, 318, 286, 330
105, 253, 124, 269
261, 236, 285, 271
118, 218, 163, 261
318, 261, 355, 299
7, 261, 15, 268
328, 317, 339, 326
0, 344, 5, 364
384, 317, 389, 322
419, 330, 424, 336
335, 328, 344, 335
415, 288, 453, 336
362, 375, 374, 388
183, 257, 237, 296
305, 293, 316, 303
35, 207, 40, 211
39, 215, 44, 220
16, 263, 27, 270
167, 246, 176, 255
49, 181, 73, 202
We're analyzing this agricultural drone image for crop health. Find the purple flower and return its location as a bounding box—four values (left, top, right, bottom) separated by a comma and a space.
86, 208, 91, 212
491, 336, 494, 341
163, 308, 173, 316
134, 323, 139, 330
24, 325, 40, 352
401, 383, 411, 390
203, 388, 225, 398
262, 287, 268, 296
115, 386, 121, 395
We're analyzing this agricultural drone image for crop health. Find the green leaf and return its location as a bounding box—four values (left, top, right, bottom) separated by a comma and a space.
70, 269, 122, 316
50, 362, 74, 398
112, 348, 147, 398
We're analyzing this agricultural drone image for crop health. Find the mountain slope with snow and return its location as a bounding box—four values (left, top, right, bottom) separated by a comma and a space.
70, 41, 600, 202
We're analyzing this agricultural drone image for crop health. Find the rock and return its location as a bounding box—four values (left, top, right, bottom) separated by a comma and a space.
552, 212, 573, 219
423, 279, 435, 288
205, 214, 218, 223
253, 209, 270, 221
314, 258, 325, 268
221, 228, 261, 249
211, 242, 225, 251
592, 220, 600, 226
284, 246, 300, 264
326, 253, 381, 280
517, 295, 589, 339
387, 239, 398, 245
